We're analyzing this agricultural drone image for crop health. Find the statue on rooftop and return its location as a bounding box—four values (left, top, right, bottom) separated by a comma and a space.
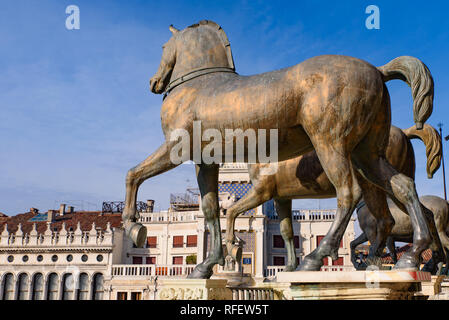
122, 19, 436, 279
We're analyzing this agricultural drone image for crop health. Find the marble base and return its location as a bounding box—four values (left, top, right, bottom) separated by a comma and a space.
157, 279, 232, 300
275, 270, 431, 300
428, 276, 449, 300
211, 272, 254, 287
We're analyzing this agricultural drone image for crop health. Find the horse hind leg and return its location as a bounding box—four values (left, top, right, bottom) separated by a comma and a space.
299, 143, 362, 271
356, 174, 395, 267
350, 232, 368, 269
274, 199, 298, 271
351, 105, 431, 270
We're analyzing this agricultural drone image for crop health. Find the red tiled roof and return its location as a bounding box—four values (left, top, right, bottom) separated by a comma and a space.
381, 243, 432, 264
0, 210, 123, 234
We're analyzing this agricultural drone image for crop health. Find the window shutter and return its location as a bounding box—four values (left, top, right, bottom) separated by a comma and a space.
273, 256, 285, 266
173, 236, 184, 248
187, 235, 197, 247
146, 256, 156, 264
147, 236, 157, 248
316, 235, 325, 247
273, 235, 285, 248
332, 257, 344, 266
172, 256, 183, 265
132, 256, 143, 264
294, 236, 300, 249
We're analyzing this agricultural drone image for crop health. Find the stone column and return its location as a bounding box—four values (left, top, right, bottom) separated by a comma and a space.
255, 226, 265, 280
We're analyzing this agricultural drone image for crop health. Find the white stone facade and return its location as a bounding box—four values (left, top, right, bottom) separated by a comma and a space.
0, 163, 355, 300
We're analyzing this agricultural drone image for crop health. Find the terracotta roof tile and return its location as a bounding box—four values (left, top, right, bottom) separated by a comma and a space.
381, 243, 432, 264
0, 210, 123, 234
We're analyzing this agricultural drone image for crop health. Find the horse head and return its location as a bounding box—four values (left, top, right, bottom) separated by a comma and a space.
150, 20, 235, 94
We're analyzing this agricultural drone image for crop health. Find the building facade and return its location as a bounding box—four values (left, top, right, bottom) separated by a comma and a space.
0, 164, 355, 300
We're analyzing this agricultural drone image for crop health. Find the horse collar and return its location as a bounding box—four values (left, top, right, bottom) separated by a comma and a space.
163, 67, 236, 97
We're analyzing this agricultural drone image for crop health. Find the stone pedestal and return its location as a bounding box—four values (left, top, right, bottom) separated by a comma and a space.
417, 275, 444, 298
275, 270, 431, 300
211, 272, 254, 287
157, 279, 232, 300
428, 276, 449, 300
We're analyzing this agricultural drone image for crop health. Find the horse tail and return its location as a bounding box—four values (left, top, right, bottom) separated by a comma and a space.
403, 124, 442, 178
377, 56, 434, 129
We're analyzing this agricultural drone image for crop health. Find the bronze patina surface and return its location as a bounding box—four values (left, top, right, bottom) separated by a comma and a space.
351, 195, 449, 274
224, 124, 443, 271
123, 20, 434, 278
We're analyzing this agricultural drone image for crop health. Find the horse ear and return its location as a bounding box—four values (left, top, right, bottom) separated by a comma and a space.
169, 25, 179, 34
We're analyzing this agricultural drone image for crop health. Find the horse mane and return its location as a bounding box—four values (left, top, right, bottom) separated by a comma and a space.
186, 20, 235, 71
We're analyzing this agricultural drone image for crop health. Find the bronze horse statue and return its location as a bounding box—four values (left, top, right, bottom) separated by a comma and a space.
123, 20, 434, 278
351, 195, 449, 274
224, 124, 442, 271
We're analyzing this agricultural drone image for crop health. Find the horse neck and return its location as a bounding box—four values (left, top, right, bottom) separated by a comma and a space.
170, 31, 232, 81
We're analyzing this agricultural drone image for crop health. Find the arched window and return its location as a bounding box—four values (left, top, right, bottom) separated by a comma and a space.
62, 273, 74, 300
32, 273, 44, 300
2, 273, 14, 300
92, 273, 104, 300
46, 273, 59, 300
77, 273, 89, 300
17, 273, 29, 300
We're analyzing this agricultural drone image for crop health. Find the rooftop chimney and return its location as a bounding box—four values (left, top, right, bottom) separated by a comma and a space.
67, 206, 74, 214
59, 204, 66, 216
47, 210, 56, 222
146, 200, 155, 213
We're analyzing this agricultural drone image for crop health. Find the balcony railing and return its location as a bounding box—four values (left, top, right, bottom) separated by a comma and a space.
111, 264, 196, 278
264, 264, 356, 279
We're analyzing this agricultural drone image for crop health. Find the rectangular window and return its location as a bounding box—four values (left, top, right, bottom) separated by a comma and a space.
131, 292, 142, 300
340, 239, 343, 248
147, 236, 157, 248
187, 235, 197, 247
273, 235, 285, 248
146, 256, 156, 264
117, 292, 127, 300
332, 257, 344, 266
273, 256, 285, 266
173, 236, 184, 248
316, 235, 325, 247
173, 256, 183, 265
242, 258, 252, 265
294, 236, 300, 249
132, 256, 143, 264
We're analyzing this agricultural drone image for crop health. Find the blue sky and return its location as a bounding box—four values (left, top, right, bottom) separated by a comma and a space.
0, 0, 448, 215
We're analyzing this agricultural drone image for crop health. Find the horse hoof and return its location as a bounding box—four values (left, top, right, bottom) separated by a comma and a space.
125, 222, 147, 248
298, 257, 323, 271
187, 265, 213, 279
393, 253, 419, 270
228, 245, 242, 263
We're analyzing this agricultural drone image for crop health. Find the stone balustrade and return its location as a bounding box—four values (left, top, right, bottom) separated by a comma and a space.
269, 209, 337, 221
138, 211, 197, 223
0, 222, 114, 247
111, 264, 195, 278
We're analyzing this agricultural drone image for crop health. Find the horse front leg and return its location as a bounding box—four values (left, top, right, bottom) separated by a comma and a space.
188, 164, 224, 279
225, 186, 272, 261
123, 142, 180, 247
